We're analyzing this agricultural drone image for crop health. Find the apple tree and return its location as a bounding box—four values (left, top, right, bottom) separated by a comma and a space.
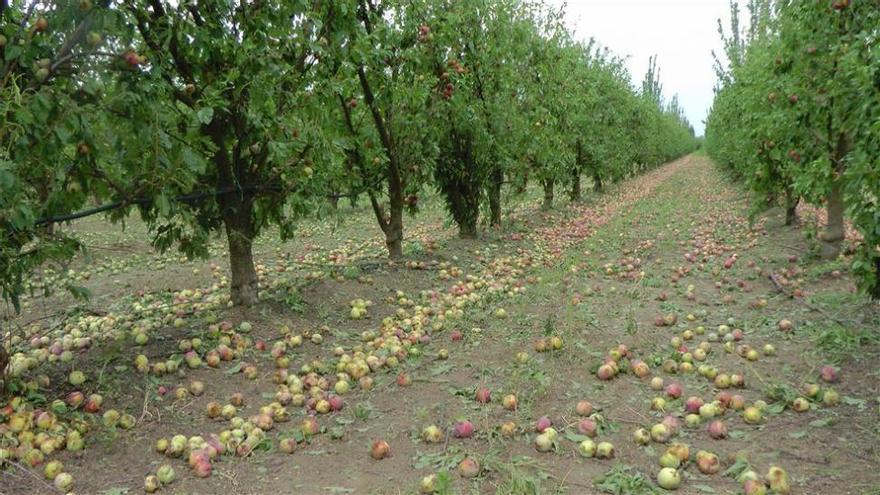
104, 1, 345, 306
706, 0, 880, 296
327, 0, 439, 258
0, 2, 117, 311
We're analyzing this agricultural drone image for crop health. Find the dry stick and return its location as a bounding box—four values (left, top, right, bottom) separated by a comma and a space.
745, 362, 770, 390
139, 384, 151, 423
779, 449, 830, 465
2, 460, 62, 493
779, 244, 809, 253
623, 403, 651, 423
844, 447, 878, 464
557, 463, 576, 491
606, 415, 645, 427
767, 272, 848, 326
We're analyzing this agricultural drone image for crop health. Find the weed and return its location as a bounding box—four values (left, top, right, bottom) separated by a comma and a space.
593, 464, 662, 495
354, 402, 373, 421
813, 324, 877, 363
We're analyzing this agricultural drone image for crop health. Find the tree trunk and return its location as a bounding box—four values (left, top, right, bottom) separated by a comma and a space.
542, 179, 554, 210
386, 191, 404, 259
571, 139, 582, 202
353, 62, 406, 260
570, 167, 581, 201
516, 171, 528, 195
459, 218, 478, 239
210, 117, 260, 307
784, 187, 799, 226
821, 133, 850, 258
366, 191, 404, 260
437, 130, 482, 239
223, 212, 259, 307
593, 173, 603, 193
820, 178, 845, 259
871, 256, 880, 301
489, 166, 503, 227
0, 339, 8, 397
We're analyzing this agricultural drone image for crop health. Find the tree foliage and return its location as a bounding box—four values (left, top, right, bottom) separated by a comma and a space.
1, 0, 698, 312
706, 0, 880, 297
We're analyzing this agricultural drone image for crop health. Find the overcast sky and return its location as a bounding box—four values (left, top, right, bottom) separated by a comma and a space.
547, 0, 736, 136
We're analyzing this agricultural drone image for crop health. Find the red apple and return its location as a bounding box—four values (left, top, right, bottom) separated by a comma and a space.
535, 416, 552, 433
453, 420, 474, 438
370, 440, 390, 460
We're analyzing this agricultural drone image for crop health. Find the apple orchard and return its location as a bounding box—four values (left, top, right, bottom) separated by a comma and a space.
0, 1, 878, 495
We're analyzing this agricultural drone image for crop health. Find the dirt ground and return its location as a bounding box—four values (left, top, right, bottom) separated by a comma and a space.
3, 154, 879, 495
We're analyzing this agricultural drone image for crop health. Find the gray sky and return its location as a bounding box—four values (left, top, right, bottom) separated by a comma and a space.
547, 0, 735, 136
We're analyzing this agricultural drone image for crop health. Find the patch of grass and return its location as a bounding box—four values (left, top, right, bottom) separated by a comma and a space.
482, 452, 551, 495
593, 464, 662, 495
804, 258, 848, 279
354, 402, 374, 421
764, 381, 799, 412
813, 324, 878, 363
341, 265, 362, 279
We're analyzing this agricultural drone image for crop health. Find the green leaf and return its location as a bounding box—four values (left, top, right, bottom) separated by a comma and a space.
728, 430, 746, 439
809, 417, 835, 428
4, 45, 22, 61
196, 107, 214, 124
564, 431, 592, 443
225, 362, 242, 375
842, 396, 866, 409
181, 148, 205, 173
67, 284, 92, 302
155, 194, 171, 217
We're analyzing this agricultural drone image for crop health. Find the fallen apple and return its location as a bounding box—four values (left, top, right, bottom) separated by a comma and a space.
743, 406, 763, 424
577, 418, 598, 437
575, 400, 593, 416
743, 479, 768, 495
819, 365, 838, 383
534, 432, 553, 452
665, 382, 683, 399
791, 397, 810, 412
419, 474, 436, 494
422, 425, 443, 443
454, 420, 475, 438
595, 441, 614, 459
666, 442, 689, 462
657, 467, 680, 490
535, 416, 552, 433
500, 421, 517, 437
707, 420, 727, 439
370, 440, 391, 460
651, 423, 671, 443
145, 474, 160, 493
696, 450, 721, 474
650, 377, 665, 391
578, 438, 596, 457
822, 389, 839, 406
458, 457, 480, 478
766, 466, 790, 494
